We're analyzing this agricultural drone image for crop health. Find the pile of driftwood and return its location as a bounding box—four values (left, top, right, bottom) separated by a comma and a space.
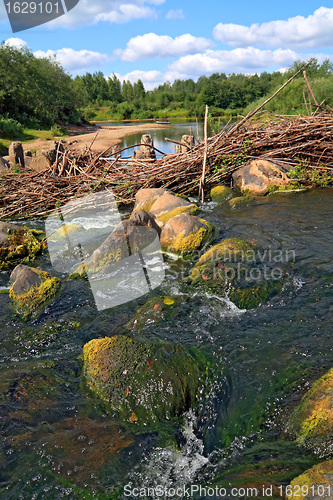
0, 59, 332, 219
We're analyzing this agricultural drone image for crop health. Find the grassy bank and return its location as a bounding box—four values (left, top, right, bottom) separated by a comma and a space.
0, 128, 66, 156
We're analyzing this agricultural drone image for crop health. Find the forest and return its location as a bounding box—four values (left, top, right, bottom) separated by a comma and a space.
1, 42, 333, 134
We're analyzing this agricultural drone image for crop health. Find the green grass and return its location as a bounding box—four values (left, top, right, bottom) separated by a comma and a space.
0, 127, 66, 155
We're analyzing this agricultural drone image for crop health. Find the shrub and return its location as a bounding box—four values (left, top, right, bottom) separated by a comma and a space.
0, 115, 24, 139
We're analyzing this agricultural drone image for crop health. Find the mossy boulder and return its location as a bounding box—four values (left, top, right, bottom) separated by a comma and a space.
228, 195, 255, 208
9, 264, 60, 319
0, 222, 42, 269
83, 335, 206, 426
285, 368, 333, 456
188, 238, 286, 309
149, 192, 199, 222
160, 213, 214, 255
210, 185, 234, 202
287, 460, 333, 500
70, 220, 159, 278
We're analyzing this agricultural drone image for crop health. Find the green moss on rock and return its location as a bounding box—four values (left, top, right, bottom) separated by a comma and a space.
229, 195, 255, 208
286, 368, 333, 456
126, 296, 182, 332
0, 227, 42, 269
266, 183, 309, 195
189, 237, 287, 310
83, 335, 206, 427
210, 185, 234, 202
10, 267, 60, 319
195, 238, 255, 267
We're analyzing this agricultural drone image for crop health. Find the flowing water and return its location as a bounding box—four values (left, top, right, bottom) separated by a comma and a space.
0, 160, 332, 497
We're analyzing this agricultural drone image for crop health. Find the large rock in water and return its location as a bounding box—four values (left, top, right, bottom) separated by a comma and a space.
9, 264, 60, 319
134, 188, 167, 212
285, 368, 333, 457
71, 214, 160, 278
287, 460, 333, 500
149, 192, 198, 223
232, 159, 291, 195
160, 213, 214, 254
0, 222, 42, 269
83, 335, 205, 426
188, 238, 287, 309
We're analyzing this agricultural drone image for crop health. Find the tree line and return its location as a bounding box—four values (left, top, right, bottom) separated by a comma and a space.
1, 42, 332, 130
74, 58, 333, 121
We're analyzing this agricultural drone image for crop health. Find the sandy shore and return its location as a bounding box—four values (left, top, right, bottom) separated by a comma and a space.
23, 122, 170, 154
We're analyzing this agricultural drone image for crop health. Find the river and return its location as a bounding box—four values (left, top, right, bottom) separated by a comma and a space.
0, 137, 332, 497
96, 121, 204, 157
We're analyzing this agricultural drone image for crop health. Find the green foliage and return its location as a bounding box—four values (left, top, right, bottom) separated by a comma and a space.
50, 124, 66, 137
289, 158, 332, 187
0, 115, 24, 139
0, 43, 80, 127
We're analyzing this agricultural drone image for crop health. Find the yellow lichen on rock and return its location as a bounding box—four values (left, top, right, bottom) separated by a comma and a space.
287, 460, 333, 500
286, 368, 333, 454
157, 204, 199, 224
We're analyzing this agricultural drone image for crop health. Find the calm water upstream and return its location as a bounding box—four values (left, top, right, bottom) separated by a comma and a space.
96, 121, 204, 157
0, 187, 332, 498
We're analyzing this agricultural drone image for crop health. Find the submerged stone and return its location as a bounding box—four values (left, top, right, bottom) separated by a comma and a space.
126, 295, 183, 332
83, 335, 206, 426
0, 222, 42, 269
285, 368, 333, 457
189, 238, 287, 309
47, 223, 84, 244
9, 264, 60, 319
228, 195, 255, 208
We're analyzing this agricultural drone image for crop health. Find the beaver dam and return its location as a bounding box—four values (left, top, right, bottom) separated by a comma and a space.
0, 111, 333, 219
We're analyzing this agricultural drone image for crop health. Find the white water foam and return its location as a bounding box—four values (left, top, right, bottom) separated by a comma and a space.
128, 411, 208, 499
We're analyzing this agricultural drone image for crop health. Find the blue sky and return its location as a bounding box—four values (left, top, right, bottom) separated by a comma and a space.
0, 1, 332, 89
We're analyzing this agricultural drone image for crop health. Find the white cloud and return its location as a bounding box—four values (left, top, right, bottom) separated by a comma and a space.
169, 47, 300, 76
118, 33, 213, 61
3, 37, 28, 49
115, 69, 165, 90
96, 4, 157, 23
166, 9, 184, 20
34, 48, 110, 73
213, 7, 333, 49
49, 0, 164, 28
